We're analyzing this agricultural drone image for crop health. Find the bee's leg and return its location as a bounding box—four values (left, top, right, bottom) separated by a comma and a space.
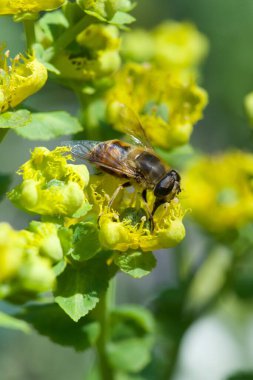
108, 181, 131, 209
98, 182, 131, 227
141, 189, 154, 231
152, 198, 166, 216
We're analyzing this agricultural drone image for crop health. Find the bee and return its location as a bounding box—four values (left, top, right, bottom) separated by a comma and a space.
64, 104, 181, 226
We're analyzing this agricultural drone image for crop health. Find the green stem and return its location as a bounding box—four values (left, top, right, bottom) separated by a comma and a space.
96, 289, 115, 380
52, 15, 91, 57
23, 20, 36, 53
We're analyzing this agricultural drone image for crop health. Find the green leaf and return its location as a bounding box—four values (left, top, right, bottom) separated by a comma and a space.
0, 311, 30, 333
54, 253, 112, 321
83, 9, 107, 22
108, 306, 155, 373
16, 303, 100, 351
114, 251, 156, 278
226, 372, 253, 380
0, 110, 31, 129
110, 11, 136, 25
71, 222, 101, 261
0, 174, 12, 201
33, 43, 60, 74
14, 111, 83, 140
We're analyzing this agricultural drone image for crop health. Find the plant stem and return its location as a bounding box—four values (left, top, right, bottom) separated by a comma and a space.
23, 20, 36, 54
52, 16, 91, 57
96, 289, 115, 380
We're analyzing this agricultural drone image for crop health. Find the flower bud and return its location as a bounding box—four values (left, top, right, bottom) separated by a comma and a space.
157, 219, 185, 248
0, 224, 25, 282
99, 216, 130, 251
19, 256, 55, 293
28, 221, 63, 262
8, 147, 91, 217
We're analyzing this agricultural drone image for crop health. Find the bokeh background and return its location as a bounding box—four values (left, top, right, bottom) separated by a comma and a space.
1, 0, 253, 379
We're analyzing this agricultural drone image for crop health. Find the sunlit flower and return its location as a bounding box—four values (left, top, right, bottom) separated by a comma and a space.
121, 21, 208, 75
0, 223, 26, 282
0, 223, 55, 298
8, 147, 91, 217
52, 23, 121, 81
182, 151, 253, 233
89, 174, 186, 252
107, 63, 207, 149
0, 50, 47, 113
0, 0, 65, 15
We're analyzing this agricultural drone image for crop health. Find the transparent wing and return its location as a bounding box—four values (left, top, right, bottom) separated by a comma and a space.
62, 140, 138, 179
115, 103, 153, 150
62, 140, 99, 160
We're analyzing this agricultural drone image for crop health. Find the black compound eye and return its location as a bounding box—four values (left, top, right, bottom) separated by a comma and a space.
154, 170, 181, 198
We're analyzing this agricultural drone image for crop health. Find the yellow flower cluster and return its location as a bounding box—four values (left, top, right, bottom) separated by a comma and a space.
52, 23, 121, 81
8, 147, 91, 217
182, 151, 253, 233
88, 174, 185, 252
0, 0, 65, 15
0, 222, 57, 298
9, 147, 186, 253
107, 63, 207, 149
0, 50, 47, 113
121, 21, 208, 76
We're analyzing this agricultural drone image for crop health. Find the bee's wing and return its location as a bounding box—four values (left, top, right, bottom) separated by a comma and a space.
62, 140, 138, 179
62, 140, 99, 160
116, 103, 153, 150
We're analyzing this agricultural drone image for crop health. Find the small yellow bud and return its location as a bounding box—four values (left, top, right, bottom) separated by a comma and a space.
157, 219, 185, 247
19, 256, 55, 292
19, 179, 38, 208
99, 218, 129, 250
0, 224, 25, 282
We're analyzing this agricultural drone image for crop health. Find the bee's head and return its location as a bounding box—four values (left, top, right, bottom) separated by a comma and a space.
154, 170, 181, 199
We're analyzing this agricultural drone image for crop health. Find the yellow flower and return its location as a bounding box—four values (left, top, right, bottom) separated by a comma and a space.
0, 223, 26, 282
152, 21, 208, 72
107, 63, 207, 149
182, 151, 253, 233
52, 24, 121, 81
89, 173, 185, 252
121, 21, 208, 76
0, 0, 65, 15
0, 223, 55, 296
8, 147, 91, 217
0, 50, 47, 113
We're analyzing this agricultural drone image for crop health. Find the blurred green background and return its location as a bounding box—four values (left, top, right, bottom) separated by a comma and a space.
1, 1, 253, 379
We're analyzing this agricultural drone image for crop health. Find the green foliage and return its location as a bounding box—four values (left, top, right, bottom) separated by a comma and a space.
54, 252, 114, 321
114, 251, 156, 278
71, 222, 101, 261
2, 1, 253, 380
14, 111, 83, 140
16, 303, 100, 351
0, 174, 11, 200
0, 110, 31, 129
108, 306, 155, 373
0, 311, 30, 333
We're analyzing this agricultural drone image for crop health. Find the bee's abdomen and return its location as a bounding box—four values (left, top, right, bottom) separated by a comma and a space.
135, 151, 166, 186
